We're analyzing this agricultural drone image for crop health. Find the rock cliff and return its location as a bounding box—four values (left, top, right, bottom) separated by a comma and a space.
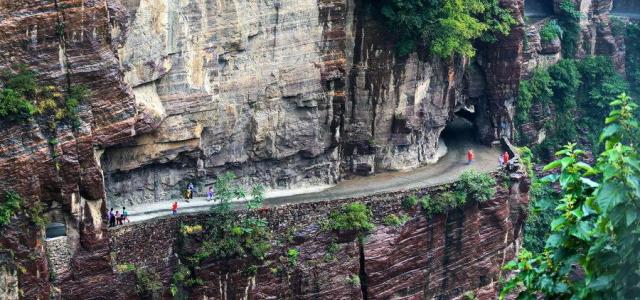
0, 0, 549, 298
99, 0, 525, 208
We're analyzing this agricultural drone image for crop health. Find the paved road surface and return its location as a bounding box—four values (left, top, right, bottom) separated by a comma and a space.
124, 118, 502, 222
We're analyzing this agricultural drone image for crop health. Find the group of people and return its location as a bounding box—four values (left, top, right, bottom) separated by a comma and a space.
172, 184, 217, 216
108, 207, 129, 227
465, 149, 511, 167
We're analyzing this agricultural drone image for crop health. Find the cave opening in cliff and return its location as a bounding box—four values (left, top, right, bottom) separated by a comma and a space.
440, 109, 479, 148
524, 0, 554, 18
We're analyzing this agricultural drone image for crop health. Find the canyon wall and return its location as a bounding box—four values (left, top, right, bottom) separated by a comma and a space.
100, 0, 524, 208
107, 155, 530, 299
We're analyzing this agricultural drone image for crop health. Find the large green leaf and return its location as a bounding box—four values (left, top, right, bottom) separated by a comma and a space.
596, 182, 626, 212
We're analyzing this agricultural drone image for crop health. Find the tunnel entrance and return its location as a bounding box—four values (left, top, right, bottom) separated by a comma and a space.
524, 0, 554, 18
440, 115, 478, 148
612, 0, 640, 17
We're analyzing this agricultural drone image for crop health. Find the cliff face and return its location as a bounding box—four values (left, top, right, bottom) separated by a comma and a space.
108, 162, 530, 300
99, 0, 525, 208
0, 0, 528, 298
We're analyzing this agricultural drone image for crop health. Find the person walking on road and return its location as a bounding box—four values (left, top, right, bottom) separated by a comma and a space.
466, 149, 474, 165
122, 207, 129, 223
498, 155, 504, 167
172, 201, 178, 216
207, 186, 215, 201
503, 151, 510, 166
108, 208, 116, 227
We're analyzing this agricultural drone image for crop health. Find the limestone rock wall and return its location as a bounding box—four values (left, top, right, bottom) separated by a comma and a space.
100, 0, 525, 208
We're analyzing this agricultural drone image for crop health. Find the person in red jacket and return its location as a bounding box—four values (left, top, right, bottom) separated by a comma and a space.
503, 151, 510, 166
467, 149, 475, 165
172, 201, 178, 216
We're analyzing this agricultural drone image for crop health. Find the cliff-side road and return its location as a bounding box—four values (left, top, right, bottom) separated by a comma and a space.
123, 118, 503, 222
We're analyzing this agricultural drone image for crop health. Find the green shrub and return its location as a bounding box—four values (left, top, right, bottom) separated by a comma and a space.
328, 202, 374, 233
115, 263, 136, 273
383, 213, 410, 227
135, 268, 162, 299
455, 170, 497, 203
379, 0, 516, 58
539, 19, 563, 42
346, 274, 360, 288
558, 0, 581, 58
0, 191, 22, 228
402, 195, 418, 210
287, 248, 299, 266
0, 89, 35, 122
324, 242, 341, 262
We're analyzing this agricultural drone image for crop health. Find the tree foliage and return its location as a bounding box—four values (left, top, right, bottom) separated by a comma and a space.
502, 93, 640, 299
455, 170, 497, 203
539, 19, 563, 42
173, 172, 271, 296
0, 191, 22, 228
515, 57, 629, 155
328, 202, 374, 233
379, 0, 515, 58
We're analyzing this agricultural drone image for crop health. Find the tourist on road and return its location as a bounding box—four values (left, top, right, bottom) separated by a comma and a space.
207, 186, 215, 201
503, 151, 510, 166
466, 149, 474, 165
122, 207, 129, 223
172, 201, 178, 216
108, 208, 116, 227
498, 155, 504, 167
115, 210, 122, 225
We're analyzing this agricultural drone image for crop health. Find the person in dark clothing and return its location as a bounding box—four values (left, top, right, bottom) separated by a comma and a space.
108, 208, 116, 227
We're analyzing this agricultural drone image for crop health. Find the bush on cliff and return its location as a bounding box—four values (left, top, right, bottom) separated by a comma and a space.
0, 66, 89, 127
539, 19, 563, 42
328, 202, 374, 234
378, 0, 516, 58
455, 170, 497, 203
502, 94, 640, 299
0, 191, 22, 228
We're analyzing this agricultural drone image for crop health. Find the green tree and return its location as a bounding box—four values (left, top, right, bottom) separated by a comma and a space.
379, 0, 515, 58
501, 93, 640, 299
0, 191, 22, 228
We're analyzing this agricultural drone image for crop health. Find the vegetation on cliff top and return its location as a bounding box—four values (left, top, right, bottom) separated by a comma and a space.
502, 94, 640, 299
378, 0, 516, 58
327, 202, 374, 234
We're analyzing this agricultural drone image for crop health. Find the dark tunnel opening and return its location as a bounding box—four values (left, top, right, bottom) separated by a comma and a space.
524, 0, 554, 18
611, 0, 640, 17
440, 110, 479, 148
